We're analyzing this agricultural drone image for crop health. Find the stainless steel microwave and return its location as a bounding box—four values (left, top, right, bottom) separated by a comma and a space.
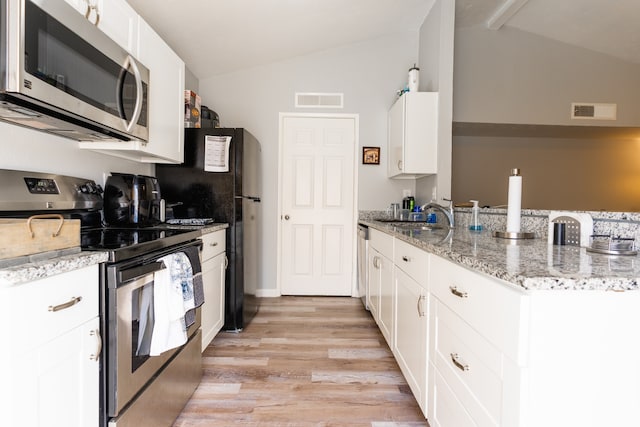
0, 0, 149, 141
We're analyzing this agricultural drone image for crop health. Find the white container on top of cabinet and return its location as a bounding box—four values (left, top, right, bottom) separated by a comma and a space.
388, 92, 439, 179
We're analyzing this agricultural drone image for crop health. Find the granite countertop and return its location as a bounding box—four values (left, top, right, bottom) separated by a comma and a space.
0, 251, 109, 287
0, 223, 230, 287
362, 220, 640, 292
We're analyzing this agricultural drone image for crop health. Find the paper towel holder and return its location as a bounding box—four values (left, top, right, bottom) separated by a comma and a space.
493, 168, 535, 239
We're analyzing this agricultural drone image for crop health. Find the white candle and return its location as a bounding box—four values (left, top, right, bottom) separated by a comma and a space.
506, 168, 522, 233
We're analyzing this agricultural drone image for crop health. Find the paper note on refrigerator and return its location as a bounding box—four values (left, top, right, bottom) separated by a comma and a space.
204, 135, 231, 172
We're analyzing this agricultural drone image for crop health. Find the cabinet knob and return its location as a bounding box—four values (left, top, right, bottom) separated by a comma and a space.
210, 242, 218, 247
284, 214, 290, 220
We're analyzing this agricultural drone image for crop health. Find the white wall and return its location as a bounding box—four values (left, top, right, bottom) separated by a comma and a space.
454, 25, 640, 126
199, 32, 420, 292
0, 122, 153, 185
415, 0, 455, 207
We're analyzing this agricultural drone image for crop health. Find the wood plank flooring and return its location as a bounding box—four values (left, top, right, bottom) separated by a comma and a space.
173, 296, 429, 427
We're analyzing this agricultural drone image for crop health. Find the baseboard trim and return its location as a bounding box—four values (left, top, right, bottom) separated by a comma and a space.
256, 289, 281, 298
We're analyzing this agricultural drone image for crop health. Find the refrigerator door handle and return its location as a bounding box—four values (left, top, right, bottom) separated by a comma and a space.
235, 195, 261, 202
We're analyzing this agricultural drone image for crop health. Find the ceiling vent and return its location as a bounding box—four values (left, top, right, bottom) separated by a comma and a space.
571, 103, 617, 120
295, 93, 344, 109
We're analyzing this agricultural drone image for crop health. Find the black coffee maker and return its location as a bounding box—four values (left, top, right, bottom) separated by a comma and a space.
103, 173, 163, 227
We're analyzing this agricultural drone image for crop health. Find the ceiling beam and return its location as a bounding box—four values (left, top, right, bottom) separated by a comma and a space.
486, 0, 530, 30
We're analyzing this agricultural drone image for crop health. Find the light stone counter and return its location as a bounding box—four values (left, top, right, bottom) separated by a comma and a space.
0, 251, 109, 287
0, 223, 229, 287
362, 220, 640, 292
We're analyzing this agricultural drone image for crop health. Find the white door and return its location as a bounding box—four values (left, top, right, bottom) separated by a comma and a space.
280, 114, 357, 295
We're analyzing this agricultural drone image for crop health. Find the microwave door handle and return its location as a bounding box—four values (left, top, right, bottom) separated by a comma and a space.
119, 55, 143, 133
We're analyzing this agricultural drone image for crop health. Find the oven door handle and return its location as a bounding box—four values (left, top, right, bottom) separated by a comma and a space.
119, 261, 165, 283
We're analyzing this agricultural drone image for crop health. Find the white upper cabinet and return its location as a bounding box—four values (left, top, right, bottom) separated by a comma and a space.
63, 0, 138, 53
76, 0, 186, 164
134, 18, 185, 163
387, 92, 439, 179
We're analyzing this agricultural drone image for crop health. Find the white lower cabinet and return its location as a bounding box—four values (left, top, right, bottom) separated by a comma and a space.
368, 229, 394, 345
369, 227, 640, 427
428, 255, 525, 427
0, 265, 100, 427
394, 267, 428, 413
200, 230, 227, 351
367, 247, 381, 322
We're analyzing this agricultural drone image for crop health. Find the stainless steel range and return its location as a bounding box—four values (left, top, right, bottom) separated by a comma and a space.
0, 169, 203, 427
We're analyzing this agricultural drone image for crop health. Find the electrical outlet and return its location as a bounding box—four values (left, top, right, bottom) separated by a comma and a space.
402, 189, 411, 198
431, 188, 437, 202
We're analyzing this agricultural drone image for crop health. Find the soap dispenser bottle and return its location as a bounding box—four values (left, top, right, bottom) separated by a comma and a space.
469, 200, 483, 231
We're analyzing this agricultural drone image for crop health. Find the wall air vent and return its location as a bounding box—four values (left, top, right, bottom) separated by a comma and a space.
295, 93, 344, 109
571, 103, 617, 120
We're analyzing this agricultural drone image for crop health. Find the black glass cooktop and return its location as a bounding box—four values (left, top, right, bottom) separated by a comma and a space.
81, 226, 202, 263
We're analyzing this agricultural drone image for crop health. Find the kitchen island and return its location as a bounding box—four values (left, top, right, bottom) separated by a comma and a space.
362, 219, 640, 291
361, 219, 640, 427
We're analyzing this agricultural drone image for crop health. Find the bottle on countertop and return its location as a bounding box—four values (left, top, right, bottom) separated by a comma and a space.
469, 199, 483, 231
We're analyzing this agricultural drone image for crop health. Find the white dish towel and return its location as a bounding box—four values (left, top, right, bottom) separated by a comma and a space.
149, 252, 194, 356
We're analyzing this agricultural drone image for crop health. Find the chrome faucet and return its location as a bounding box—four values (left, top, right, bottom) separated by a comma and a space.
420, 198, 455, 229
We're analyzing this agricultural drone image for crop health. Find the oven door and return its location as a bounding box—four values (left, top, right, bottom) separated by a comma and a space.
106, 247, 201, 417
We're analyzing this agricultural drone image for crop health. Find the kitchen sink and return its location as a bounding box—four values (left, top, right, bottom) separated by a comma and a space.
377, 220, 443, 231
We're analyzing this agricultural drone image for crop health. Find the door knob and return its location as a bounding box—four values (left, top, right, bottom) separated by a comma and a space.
284, 214, 290, 220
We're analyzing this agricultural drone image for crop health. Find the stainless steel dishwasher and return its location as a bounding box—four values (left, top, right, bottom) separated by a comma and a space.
357, 223, 369, 310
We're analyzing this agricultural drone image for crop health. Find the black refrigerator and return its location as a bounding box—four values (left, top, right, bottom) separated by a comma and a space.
156, 127, 261, 331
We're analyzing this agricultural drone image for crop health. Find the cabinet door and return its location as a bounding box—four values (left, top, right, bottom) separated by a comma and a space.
12, 316, 100, 427
201, 252, 227, 351
394, 267, 428, 413
367, 248, 381, 322
387, 92, 439, 179
136, 18, 185, 163
378, 253, 394, 347
63, 0, 138, 53
387, 95, 405, 177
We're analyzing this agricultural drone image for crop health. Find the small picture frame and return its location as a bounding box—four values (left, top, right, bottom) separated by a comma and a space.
363, 146, 380, 165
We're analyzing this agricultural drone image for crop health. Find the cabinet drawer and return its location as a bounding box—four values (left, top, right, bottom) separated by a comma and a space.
201, 230, 226, 261
1, 265, 99, 351
394, 238, 429, 285
433, 299, 502, 426
370, 228, 393, 259
430, 255, 528, 363
430, 368, 476, 427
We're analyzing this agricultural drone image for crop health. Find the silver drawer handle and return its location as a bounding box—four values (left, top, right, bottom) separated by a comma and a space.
449, 286, 468, 299
416, 294, 426, 317
210, 242, 218, 247
48, 296, 82, 312
89, 329, 102, 361
450, 353, 470, 372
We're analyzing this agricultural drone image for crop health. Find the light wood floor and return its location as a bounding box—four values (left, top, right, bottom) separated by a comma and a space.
173, 296, 429, 427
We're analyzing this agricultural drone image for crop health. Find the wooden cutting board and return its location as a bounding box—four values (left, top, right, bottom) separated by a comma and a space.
0, 215, 80, 260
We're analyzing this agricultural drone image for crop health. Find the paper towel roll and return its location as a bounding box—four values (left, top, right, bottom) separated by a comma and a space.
506, 169, 522, 232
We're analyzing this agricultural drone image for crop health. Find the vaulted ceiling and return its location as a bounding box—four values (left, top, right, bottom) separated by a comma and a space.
126, 0, 640, 79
